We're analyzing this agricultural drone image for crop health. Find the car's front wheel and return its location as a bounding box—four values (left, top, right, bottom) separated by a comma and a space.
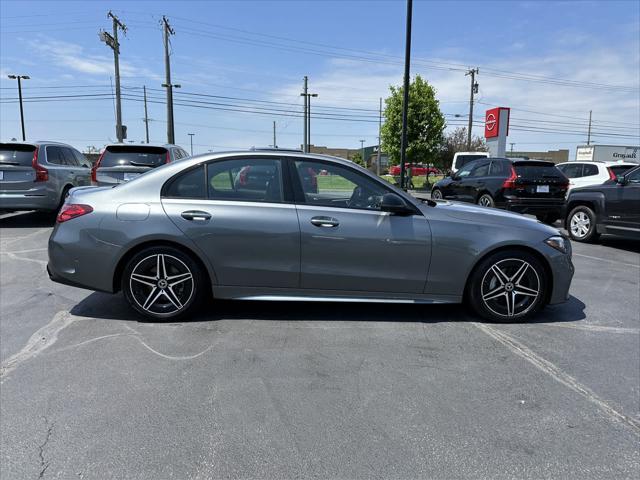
431, 188, 443, 200
122, 246, 206, 321
467, 250, 548, 322
567, 206, 599, 242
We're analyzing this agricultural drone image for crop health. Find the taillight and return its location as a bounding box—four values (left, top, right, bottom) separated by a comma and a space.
502, 166, 517, 189
165, 151, 171, 164
32, 148, 48, 182
91, 150, 105, 185
57, 204, 93, 223
607, 167, 616, 181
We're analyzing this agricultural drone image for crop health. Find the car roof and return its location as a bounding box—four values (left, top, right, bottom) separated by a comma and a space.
103, 143, 183, 149
557, 160, 638, 166
1, 140, 75, 147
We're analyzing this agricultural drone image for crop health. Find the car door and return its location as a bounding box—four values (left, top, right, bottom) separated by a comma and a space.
61, 147, 87, 187
43, 146, 68, 193
160, 157, 300, 288
605, 167, 640, 234
463, 159, 491, 202
447, 161, 476, 201
70, 149, 92, 186
291, 158, 431, 294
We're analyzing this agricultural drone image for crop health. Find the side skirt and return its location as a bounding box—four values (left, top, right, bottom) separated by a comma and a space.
212, 286, 461, 304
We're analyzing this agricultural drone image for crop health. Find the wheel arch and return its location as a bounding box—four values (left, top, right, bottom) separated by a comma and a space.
112, 239, 214, 294
463, 244, 553, 305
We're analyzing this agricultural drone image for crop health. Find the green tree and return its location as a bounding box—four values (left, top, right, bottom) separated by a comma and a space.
350, 151, 365, 167
437, 127, 488, 170
381, 75, 446, 165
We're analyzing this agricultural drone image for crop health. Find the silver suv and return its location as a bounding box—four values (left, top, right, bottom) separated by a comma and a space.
0, 141, 91, 212
92, 143, 189, 186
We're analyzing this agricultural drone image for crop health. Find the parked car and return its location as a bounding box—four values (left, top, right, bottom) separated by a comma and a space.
451, 151, 490, 174
48, 151, 573, 323
431, 157, 569, 224
92, 143, 189, 186
388, 163, 440, 176
556, 160, 637, 191
0, 141, 91, 212
564, 165, 640, 242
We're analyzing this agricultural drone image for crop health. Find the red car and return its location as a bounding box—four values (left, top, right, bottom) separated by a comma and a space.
388, 163, 440, 176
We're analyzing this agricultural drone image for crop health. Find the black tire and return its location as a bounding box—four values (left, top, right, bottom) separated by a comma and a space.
431, 188, 443, 200
122, 246, 206, 321
467, 249, 548, 322
567, 205, 599, 242
477, 193, 495, 208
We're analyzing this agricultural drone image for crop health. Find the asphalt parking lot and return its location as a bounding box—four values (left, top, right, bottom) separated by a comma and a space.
1, 210, 639, 479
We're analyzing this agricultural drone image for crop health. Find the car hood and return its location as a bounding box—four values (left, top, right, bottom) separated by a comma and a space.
423, 200, 560, 235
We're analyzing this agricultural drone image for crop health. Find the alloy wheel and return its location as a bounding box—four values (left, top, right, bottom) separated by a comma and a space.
570, 211, 590, 238
478, 195, 493, 207
431, 189, 442, 200
481, 258, 541, 318
129, 254, 194, 315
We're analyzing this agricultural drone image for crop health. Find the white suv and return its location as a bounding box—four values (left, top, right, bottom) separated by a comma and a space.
556, 161, 637, 191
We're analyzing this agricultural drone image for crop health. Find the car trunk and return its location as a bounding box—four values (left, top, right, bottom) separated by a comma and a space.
95, 145, 168, 185
0, 144, 37, 191
510, 161, 568, 199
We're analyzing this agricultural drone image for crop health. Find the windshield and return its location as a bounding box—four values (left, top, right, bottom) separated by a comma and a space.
0, 144, 36, 166
100, 146, 168, 168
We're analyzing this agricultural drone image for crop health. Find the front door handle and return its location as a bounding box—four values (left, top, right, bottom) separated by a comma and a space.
181, 210, 212, 222
310, 216, 339, 228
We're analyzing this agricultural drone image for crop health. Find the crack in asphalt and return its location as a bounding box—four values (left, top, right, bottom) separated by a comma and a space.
37, 416, 54, 479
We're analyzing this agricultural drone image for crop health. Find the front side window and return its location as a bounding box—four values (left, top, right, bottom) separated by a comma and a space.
207, 158, 283, 202
294, 160, 388, 210
625, 167, 640, 184
456, 161, 476, 178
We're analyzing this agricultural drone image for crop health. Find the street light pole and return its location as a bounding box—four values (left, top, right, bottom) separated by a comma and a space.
188, 133, 194, 155
360, 139, 365, 167
7, 74, 29, 141
399, 0, 413, 191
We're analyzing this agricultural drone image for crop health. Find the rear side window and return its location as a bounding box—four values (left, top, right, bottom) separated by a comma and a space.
514, 162, 565, 179
0, 144, 36, 166
559, 163, 583, 178
207, 158, 283, 202
583, 164, 598, 176
163, 165, 206, 198
470, 161, 490, 177
46, 146, 67, 165
489, 160, 510, 176
100, 146, 168, 168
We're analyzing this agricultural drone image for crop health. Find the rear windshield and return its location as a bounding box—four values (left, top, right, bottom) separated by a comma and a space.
100, 146, 168, 168
0, 144, 36, 166
455, 154, 487, 170
514, 162, 565, 179
609, 165, 636, 178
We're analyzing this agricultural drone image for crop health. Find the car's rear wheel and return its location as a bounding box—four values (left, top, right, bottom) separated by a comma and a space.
477, 193, 495, 208
467, 250, 548, 322
431, 188, 443, 200
122, 246, 205, 321
567, 206, 599, 242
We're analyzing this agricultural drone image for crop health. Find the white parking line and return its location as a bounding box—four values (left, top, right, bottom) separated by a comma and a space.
473, 322, 640, 434
573, 253, 640, 269
540, 323, 639, 335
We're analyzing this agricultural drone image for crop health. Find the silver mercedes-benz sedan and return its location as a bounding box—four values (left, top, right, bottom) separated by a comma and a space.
47, 150, 574, 322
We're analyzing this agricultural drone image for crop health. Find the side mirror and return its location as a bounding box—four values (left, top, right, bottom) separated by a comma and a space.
380, 193, 414, 215
616, 175, 627, 185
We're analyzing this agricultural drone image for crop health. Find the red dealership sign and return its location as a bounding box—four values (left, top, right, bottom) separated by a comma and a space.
484, 107, 510, 138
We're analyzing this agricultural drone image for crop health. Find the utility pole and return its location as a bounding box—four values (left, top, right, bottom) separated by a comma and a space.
100, 11, 127, 142
360, 139, 366, 167
377, 97, 382, 176
188, 133, 194, 155
399, 0, 413, 191
587, 110, 592, 145
272, 121, 277, 148
162, 16, 180, 145
143, 85, 150, 143
509, 142, 515, 153
466, 67, 479, 150
7, 74, 29, 141
301, 76, 308, 153
307, 91, 317, 151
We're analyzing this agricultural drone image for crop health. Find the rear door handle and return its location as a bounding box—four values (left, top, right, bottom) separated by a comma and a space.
310, 216, 339, 228
181, 210, 212, 222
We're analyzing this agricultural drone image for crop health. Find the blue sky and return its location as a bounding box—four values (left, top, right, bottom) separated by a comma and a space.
1, 0, 638, 156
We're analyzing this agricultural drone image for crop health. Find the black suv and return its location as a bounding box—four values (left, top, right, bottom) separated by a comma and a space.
564, 165, 640, 242
431, 157, 569, 223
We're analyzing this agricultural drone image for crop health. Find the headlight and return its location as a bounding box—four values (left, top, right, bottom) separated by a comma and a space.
545, 235, 567, 253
